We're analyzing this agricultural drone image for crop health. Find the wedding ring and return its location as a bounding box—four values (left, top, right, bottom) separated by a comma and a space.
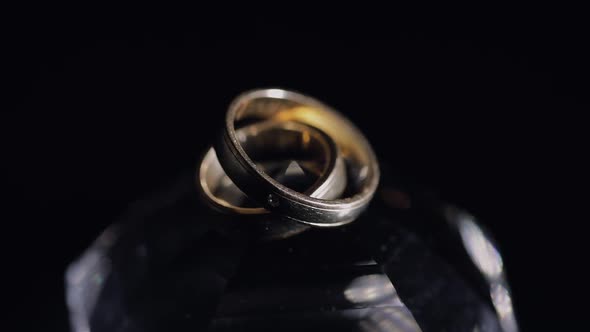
215, 89, 380, 227
199, 120, 346, 215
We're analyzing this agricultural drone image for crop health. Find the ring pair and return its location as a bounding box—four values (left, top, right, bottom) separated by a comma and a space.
198, 89, 379, 228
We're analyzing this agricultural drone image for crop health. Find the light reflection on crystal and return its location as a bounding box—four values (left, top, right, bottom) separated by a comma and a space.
344, 275, 399, 305
66, 227, 119, 332
491, 282, 519, 332
445, 206, 519, 332
456, 214, 503, 280
344, 274, 422, 332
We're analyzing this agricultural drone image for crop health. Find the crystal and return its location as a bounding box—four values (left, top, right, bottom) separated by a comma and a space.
66, 169, 516, 331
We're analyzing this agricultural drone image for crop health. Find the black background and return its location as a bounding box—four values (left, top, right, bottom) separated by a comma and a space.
4, 7, 587, 331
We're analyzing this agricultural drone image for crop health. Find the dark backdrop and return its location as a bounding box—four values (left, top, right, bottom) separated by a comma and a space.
4, 8, 586, 331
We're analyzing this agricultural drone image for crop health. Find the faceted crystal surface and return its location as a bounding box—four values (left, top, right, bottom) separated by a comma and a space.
66, 171, 515, 332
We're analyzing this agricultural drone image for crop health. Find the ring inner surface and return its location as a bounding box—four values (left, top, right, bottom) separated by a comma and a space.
205, 121, 335, 208
234, 98, 374, 197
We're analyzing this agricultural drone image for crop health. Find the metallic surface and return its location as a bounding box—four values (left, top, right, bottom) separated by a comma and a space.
215, 89, 380, 226
199, 120, 346, 215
